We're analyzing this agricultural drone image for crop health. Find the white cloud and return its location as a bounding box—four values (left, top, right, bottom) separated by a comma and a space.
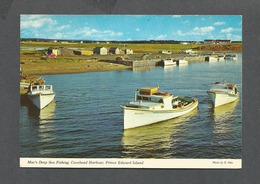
182, 20, 189, 24
56, 25, 71, 31
135, 28, 140, 31
72, 27, 123, 39
21, 15, 57, 29
214, 21, 226, 26
192, 26, 215, 35
156, 34, 167, 40
54, 33, 63, 39
175, 26, 215, 37
176, 30, 186, 36
221, 27, 234, 33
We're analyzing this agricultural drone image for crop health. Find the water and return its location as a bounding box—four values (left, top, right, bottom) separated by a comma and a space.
20, 54, 242, 159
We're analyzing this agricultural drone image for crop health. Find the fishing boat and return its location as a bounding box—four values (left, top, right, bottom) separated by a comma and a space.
217, 54, 226, 61
177, 58, 188, 65
27, 85, 55, 109
207, 81, 239, 107
225, 54, 238, 60
121, 86, 199, 129
205, 56, 218, 62
163, 58, 177, 66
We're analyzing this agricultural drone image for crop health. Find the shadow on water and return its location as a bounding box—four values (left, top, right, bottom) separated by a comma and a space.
121, 108, 199, 158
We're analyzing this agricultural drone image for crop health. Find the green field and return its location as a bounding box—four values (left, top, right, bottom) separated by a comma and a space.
21, 41, 242, 54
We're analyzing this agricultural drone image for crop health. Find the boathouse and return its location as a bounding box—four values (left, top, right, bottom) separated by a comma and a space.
93, 47, 107, 55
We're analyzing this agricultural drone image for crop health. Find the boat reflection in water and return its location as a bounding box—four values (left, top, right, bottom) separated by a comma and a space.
121, 108, 199, 158
38, 101, 56, 123
163, 65, 176, 73
211, 99, 241, 146
213, 99, 239, 123
132, 66, 156, 72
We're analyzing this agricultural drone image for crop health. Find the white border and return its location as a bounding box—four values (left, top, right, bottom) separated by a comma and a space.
20, 158, 241, 169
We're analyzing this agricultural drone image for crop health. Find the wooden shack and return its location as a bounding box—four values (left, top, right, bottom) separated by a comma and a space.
93, 47, 107, 55
109, 47, 120, 55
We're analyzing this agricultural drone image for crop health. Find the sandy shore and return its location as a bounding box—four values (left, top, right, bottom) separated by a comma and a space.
21, 60, 131, 76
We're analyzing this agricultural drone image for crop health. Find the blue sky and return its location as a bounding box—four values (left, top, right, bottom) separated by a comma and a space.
20, 15, 242, 41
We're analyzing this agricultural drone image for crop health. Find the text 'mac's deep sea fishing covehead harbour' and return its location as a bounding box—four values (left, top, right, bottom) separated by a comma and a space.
20, 15, 242, 168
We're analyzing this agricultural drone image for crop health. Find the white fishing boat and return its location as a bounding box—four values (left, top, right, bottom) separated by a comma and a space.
217, 54, 226, 61
207, 81, 239, 107
27, 85, 55, 109
121, 86, 199, 129
225, 54, 238, 60
163, 58, 177, 66
177, 58, 189, 65
205, 56, 218, 62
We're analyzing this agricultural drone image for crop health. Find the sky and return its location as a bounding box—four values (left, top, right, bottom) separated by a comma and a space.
20, 15, 242, 41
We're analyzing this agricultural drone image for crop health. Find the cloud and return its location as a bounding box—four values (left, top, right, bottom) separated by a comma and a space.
175, 26, 215, 37
135, 28, 140, 31
56, 25, 71, 31
21, 15, 57, 29
72, 27, 123, 40
214, 21, 226, 26
182, 20, 190, 24
53, 33, 64, 39
156, 34, 167, 40
176, 30, 186, 36
192, 26, 215, 34
221, 27, 234, 33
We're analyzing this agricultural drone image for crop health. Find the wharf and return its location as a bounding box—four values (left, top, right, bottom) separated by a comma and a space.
100, 55, 206, 68
100, 59, 162, 67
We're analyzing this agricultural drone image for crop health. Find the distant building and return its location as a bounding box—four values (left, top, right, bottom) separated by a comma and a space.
109, 47, 120, 55
185, 49, 197, 55
48, 48, 60, 56
125, 49, 133, 55
216, 40, 231, 44
159, 50, 172, 55
93, 47, 107, 55
204, 39, 231, 44
204, 39, 215, 44
81, 50, 93, 55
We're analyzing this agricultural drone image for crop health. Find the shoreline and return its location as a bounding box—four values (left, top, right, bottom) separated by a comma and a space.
21, 61, 131, 76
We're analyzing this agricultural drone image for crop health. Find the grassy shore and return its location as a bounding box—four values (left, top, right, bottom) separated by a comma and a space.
21, 60, 131, 75
20, 41, 242, 75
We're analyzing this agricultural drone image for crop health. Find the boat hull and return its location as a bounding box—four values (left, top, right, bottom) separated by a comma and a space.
177, 59, 188, 65
205, 56, 218, 62
207, 91, 239, 107
27, 93, 55, 109
163, 59, 176, 66
122, 100, 198, 129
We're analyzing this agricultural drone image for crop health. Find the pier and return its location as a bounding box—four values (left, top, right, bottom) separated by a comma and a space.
100, 55, 206, 68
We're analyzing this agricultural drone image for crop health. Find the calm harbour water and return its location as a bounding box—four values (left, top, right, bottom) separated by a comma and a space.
20, 54, 242, 159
